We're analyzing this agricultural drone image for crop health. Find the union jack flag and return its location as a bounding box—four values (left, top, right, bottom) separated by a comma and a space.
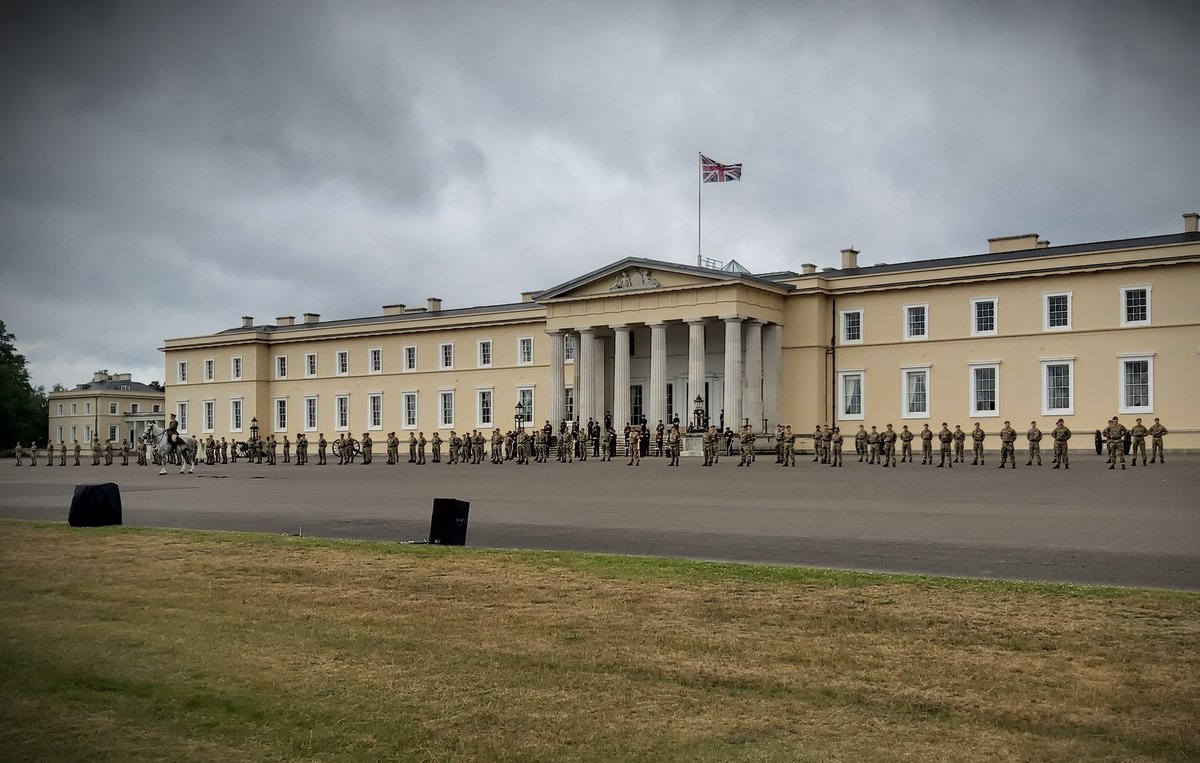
701, 155, 742, 183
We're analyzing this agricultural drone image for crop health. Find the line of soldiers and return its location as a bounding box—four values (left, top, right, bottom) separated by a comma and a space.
12, 438, 145, 467
1101, 416, 1168, 469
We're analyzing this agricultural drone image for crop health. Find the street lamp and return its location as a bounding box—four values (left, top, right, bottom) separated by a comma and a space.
250, 417, 259, 442
692, 395, 705, 431
514, 401, 525, 430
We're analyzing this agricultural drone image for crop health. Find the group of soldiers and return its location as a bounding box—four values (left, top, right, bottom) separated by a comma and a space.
1099, 416, 1169, 469
11, 437, 150, 467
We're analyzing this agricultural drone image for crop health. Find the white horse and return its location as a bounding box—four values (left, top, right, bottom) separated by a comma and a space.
142, 422, 199, 475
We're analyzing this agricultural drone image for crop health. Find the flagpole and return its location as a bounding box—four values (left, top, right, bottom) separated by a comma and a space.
697, 152, 702, 267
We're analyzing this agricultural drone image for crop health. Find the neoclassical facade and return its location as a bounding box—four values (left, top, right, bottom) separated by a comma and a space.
47, 371, 165, 447
162, 213, 1200, 450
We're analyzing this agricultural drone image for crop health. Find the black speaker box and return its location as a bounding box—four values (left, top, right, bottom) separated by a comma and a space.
429, 498, 469, 545
69, 483, 123, 527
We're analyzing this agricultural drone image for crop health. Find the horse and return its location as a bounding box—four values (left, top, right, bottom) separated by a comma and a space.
142, 422, 199, 475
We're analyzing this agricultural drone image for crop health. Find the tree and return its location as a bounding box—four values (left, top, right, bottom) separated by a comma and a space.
0, 320, 49, 447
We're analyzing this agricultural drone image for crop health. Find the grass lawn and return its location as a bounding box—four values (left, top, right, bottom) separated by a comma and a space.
0, 520, 1197, 762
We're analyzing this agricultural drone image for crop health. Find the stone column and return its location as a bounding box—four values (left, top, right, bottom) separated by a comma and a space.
648, 322, 667, 427
762, 323, 781, 429
548, 330, 565, 425
744, 320, 763, 431
612, 325, 631, 429
687, 319, 706, 421
722, 316, 743, 430
593, 335, 606, 423
577, 328, 595, 426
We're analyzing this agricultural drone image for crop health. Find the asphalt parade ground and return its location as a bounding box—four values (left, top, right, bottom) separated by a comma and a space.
2, 450, 1197, 590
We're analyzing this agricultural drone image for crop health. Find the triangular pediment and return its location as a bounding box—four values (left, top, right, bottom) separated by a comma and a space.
536, 258, 788, 302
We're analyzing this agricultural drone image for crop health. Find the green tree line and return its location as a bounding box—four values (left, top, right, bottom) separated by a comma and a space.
1, 320, 49, 448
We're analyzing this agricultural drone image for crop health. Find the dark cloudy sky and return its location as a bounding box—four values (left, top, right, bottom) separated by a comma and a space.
2, 0, 1196, 390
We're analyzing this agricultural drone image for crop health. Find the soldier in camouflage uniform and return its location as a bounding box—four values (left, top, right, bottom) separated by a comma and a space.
812, 425, 823, 463
936, 423, 953, 468
822, 426, 833, 463
667, 425, 681, 466
1106, 417, 1128, 470
898, 425, 914, 463
971, 423, 986, 465
702, 426, 716, 466
1025, 421, 1042, 466
447, 432, 460, 465
998, 420, 1017, 468
855, 425, 868, 462
627, 428, 641, 466
491, 430, 505, 464
880, 424, 897, 467
737, 425, 754, 467
1128, 418, 1148, 466
920, 424, 934, 465
830, 427, 843, 467
952, 425, 966, 463
774, 425, 785, 464
783, 426, 796, 467
1148, 418, 1168, 463
1051, 418, 1071, 469
317, 434, 327, 465
866, 426, 880, 465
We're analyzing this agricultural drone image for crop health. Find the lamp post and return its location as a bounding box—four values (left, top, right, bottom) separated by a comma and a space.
514, 401, 525, 431
250, 416, 259, 443
692, 395, 705, 431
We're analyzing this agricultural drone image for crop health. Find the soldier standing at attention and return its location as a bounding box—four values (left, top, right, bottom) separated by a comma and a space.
881, 424, 897, 467
1106, 417, 1128, 470
898, 425, 914, 463
773, 425, 785, 464
361, 433, 373, 465
91, 437, 101, 466
267, 436, 278, 465
120, 440, 130, 466
299, 433, 310, 465
784, 426, 797, 467
822, 426, 833, 463
418, 432, 428, 464
830, 427, 843, 467
866, 426, 880, 465
30, 441, 38, 467
59, 440, 67, 466
492, 430, 504, 464
282, 435, 291, 464
998, 421, 1017, 468
937, 423, 954, 468
627, 428, 641, 466
920, 424, 934, 465
13, 441, 22, 466
1051, 418, 1071, 469
315, 434, 326, 465
952, 425, 966, 463
408, 433, 418, 463
515, 429, 529, 464
385, 432, 398, 465
812, 425, 823, 462
971, 423, 986, 465
1026, 421, 1043, 466
855, 425, 867, 461
447, 432, 460, 465
103, 439, 114, 466
667, 425, 681, 466
73, 439, 81, 466
45, 440, 54, 467
1148, 418, 1168, 463
431, 432, 442, 463
137, 438, 148, 466
1128, 418, 1148, 466
220, 437, 228, 464
701, 426, 715, 466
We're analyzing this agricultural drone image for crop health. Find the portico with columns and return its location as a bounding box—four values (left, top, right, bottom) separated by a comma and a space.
537, 258, 789, 433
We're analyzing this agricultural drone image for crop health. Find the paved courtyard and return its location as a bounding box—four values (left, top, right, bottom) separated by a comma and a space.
2, 451, 1197, 589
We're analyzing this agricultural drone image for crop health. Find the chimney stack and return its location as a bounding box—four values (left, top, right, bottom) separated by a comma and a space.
427, 297, 443, 312
241, 316, 254, 328
1185, 212, 1199, 233
840, 248, 859, 269
987, 234, 1040, 254
801, 263, 817, 275
303, 313, 320, 325
382, 304, 406, 316
276, 315, 295, 326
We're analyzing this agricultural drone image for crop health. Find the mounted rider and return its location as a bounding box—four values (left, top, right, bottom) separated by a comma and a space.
165, 413, 182, 455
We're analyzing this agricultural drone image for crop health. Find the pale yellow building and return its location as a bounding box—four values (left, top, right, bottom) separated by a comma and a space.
162, 213, 1200, 451
48, 371, 166, 448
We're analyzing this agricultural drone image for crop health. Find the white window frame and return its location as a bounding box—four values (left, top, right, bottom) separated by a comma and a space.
275, 355, 287, 379
368, 348, 383, 374
839, 308, 864, 345
968, 362, 1001, 418
439, 342, 454, 371
1040, 357, 1075, 416
304, 396, 318, 432
970, 297, 998, 337
1119, 285, 1152, 328
477, 339, 493, 369
516, 386, 535, 426
71, 403, 77, 415
564, 385, 575, 422
902, 303, 929, 341
109, 402, 119, 415
85, 402, 91, 414
900, 365, 931, 419
230, 356, 243, 381
230, 398, 244, 433
335, 350, 349, 376
177, 361, 188, 384
518, 337, 534, 366
176, 401, 189, 433
438, 390, 455, 428
837, 370, 865, 421
334, 395, 350, 431
402, 392, 418, 429
274, 397, 288, 433
305, 353, 317, 378
202, 399, 215, 433
1043, 291, 1072, 332
564, 334, 576, 363
130, 403, 139, 414
403, 345, 417, 372
477, 387, 494, 428
56, 403, 63, 416
1117, 353, 1154, 414
203, 358, 215, 382
367, 393, 383, 430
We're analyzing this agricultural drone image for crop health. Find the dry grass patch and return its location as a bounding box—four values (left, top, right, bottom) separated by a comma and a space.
0, 520, 1197, 762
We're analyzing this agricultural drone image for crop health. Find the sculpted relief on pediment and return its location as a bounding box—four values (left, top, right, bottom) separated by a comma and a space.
609, 268, 661, 291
